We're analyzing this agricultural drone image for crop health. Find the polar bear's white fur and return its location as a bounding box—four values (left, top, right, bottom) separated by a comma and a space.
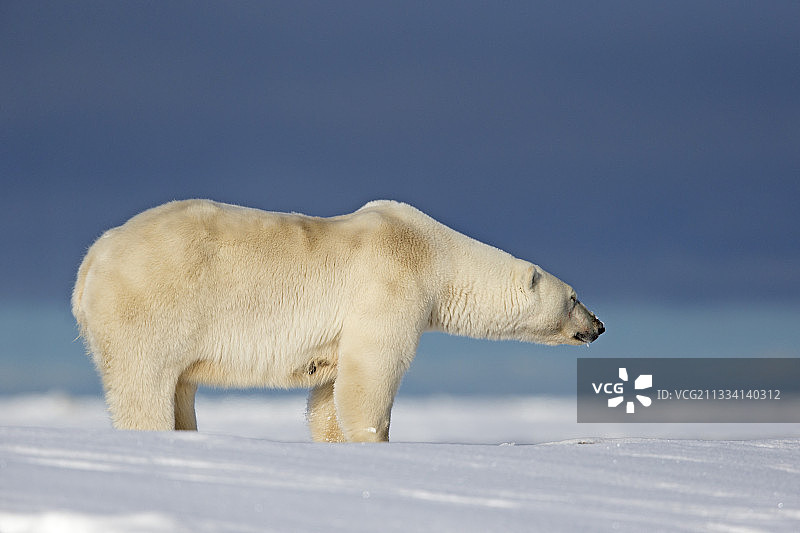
72, 199, 604, 442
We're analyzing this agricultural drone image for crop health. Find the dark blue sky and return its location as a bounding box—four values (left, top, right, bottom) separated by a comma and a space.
3, 1, 799, 306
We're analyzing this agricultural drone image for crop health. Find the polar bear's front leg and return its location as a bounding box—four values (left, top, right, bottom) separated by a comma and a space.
307, 382, 346, 442
333, 334, 412, 443
174, 377, 198, 431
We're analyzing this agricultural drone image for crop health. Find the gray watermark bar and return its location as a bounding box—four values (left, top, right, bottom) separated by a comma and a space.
577, 358, 800, 423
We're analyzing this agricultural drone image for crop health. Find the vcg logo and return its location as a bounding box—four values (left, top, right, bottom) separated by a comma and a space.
591, 367, 652, 414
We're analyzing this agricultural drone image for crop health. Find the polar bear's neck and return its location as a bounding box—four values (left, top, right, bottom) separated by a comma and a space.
429, 229, 523, 341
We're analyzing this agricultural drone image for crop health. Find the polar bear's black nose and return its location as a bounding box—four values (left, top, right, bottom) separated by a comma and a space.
594, 317, 605, 335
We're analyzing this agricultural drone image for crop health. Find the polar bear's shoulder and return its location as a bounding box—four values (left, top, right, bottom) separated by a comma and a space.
356, 199, 413, 213
354, 200, 431, 225
346, 200, 437, 272
357, 199, 391, 210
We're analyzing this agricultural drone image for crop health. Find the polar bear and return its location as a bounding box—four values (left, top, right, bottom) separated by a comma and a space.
72, 199, 603, 442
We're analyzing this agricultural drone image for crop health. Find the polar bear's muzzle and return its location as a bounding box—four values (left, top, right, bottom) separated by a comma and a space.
572, 312, 605, 344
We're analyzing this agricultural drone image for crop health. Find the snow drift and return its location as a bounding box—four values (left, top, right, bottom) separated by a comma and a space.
1, 394, 799, 532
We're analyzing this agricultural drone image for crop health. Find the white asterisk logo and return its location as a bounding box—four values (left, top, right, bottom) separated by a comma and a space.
607, 367, 652, 413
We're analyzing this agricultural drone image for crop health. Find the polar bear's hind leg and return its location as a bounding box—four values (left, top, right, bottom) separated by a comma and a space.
99, 352, 181, 431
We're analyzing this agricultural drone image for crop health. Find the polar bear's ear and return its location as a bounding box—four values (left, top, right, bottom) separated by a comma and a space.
529, 265, 542, 289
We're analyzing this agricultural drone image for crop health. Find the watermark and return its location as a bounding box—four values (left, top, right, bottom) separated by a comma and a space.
577, 358, 800, 423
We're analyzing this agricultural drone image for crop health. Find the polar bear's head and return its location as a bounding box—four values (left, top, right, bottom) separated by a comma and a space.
513, 263, 605, 346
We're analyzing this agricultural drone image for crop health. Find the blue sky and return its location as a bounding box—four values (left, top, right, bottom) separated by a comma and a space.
1, 3, 799, 395
2, 1, 798, 307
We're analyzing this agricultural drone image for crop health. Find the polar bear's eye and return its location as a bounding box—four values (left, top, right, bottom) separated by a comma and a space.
569, 294, 578, 306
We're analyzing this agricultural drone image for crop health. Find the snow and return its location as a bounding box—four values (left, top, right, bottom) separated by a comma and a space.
1, 394, 799, 532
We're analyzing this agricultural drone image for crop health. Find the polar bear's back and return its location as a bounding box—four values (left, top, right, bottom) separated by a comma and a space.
115, 198, 427, 258
76, 200, 366, 307
72, 199, 437, 342
106, 199, 364, 260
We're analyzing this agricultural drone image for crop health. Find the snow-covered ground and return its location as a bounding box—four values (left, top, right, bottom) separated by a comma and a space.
1, 394, 799, 532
